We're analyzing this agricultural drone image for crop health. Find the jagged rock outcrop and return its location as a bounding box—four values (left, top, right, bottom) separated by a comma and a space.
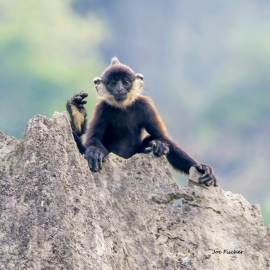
0, 112, 269, 270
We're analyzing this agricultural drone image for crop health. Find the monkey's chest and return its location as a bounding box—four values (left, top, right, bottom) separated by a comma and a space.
105, 108, 142, 135
104, 120, 142, 141
102, 117, 143, 158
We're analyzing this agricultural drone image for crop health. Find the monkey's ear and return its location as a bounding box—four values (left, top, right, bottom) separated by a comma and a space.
110, 57, 120, 66
136, 73, 144, 81
93, 77, 101, 85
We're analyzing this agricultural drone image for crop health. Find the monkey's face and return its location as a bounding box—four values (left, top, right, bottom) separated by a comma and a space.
95, 73, 143, 108
94, 57, 144, 108
106, 75, 133, 102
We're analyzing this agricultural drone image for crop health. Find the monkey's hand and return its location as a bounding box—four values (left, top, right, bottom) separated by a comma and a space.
144, 140, 169, 157
193, 164, 218, 187
66, 92, 88, 136
85, 147, 107, 172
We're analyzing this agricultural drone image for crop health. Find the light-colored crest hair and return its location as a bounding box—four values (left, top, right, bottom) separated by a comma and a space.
110, 57, 120, 65
95, 77, 144, 108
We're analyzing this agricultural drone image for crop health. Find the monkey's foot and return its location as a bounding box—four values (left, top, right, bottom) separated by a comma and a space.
85, 146, 107, 172
144, 140, 169, 157
193, 164, 218, 187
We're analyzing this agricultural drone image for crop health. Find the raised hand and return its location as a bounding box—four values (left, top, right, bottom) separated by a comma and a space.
66, 92, 88, 136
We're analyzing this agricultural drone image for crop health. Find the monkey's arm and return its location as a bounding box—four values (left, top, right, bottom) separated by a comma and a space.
84, 101, 109, 171
66, 92, 88, 154
141, 97, 217, 186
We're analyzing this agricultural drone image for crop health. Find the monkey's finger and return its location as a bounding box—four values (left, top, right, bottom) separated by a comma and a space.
73, 96, 83, 103
72, 93, 88, 105
199, 174, 213, 183
77, 100, 87, 109
80, 92, 88, 98
199, 169, 213, 181
88, 158, 94, 171
163, 146, 169, 155
160, 143, 167, 156
93, 151, 102, 171
200, 164, 209, 173
153, 147, 160, 156
205, 179, 214, 186
199, 166, 211, 180
88, 155, 98, 172
97, 156, 103, 170
144, 147, 152, 153
207, 175, 218, 187
153, 141, 162, 156
149, 141, 156, 148
158, 141, 166, 156
92, 158, 99, 172
202, 176, 218, 187
205, 177, 217, 186
160, 143, 169, 155
199, 176, 211, 184
155, 141, 167, 157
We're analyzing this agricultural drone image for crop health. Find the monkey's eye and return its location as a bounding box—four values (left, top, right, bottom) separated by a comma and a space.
108, 81, 116, 87
122, 79, 130, 86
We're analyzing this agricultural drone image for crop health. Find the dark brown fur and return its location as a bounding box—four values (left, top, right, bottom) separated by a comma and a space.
85, 95, 197, 174
66, 57, 217, 186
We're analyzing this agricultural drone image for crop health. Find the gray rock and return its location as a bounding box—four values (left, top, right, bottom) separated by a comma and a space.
0, 112, 269, 270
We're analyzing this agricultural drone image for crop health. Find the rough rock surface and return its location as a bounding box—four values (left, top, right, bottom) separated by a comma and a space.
0, 112, 269, 270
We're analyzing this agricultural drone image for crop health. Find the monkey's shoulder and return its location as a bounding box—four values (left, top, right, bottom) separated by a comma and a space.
129, 95, 156, 112
134, 95, 154, 105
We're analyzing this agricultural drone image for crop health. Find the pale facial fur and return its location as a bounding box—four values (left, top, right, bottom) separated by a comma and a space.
96, 78, 144, 108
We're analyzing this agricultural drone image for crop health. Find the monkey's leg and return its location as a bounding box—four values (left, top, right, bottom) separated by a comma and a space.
66, 92, 88, 154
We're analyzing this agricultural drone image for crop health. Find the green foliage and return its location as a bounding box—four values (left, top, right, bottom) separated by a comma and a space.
0, 0, 105, 138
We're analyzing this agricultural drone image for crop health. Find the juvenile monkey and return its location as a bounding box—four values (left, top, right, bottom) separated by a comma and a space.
66, 57, 217, 186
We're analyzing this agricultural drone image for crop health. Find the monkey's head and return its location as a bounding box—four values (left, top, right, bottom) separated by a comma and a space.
93, 57, 144, 108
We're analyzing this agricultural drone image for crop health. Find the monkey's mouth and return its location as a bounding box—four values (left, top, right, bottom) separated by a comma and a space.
114, 94, 127, 102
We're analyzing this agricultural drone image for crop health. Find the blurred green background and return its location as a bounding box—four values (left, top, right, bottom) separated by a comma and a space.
0, 0, 270, 223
